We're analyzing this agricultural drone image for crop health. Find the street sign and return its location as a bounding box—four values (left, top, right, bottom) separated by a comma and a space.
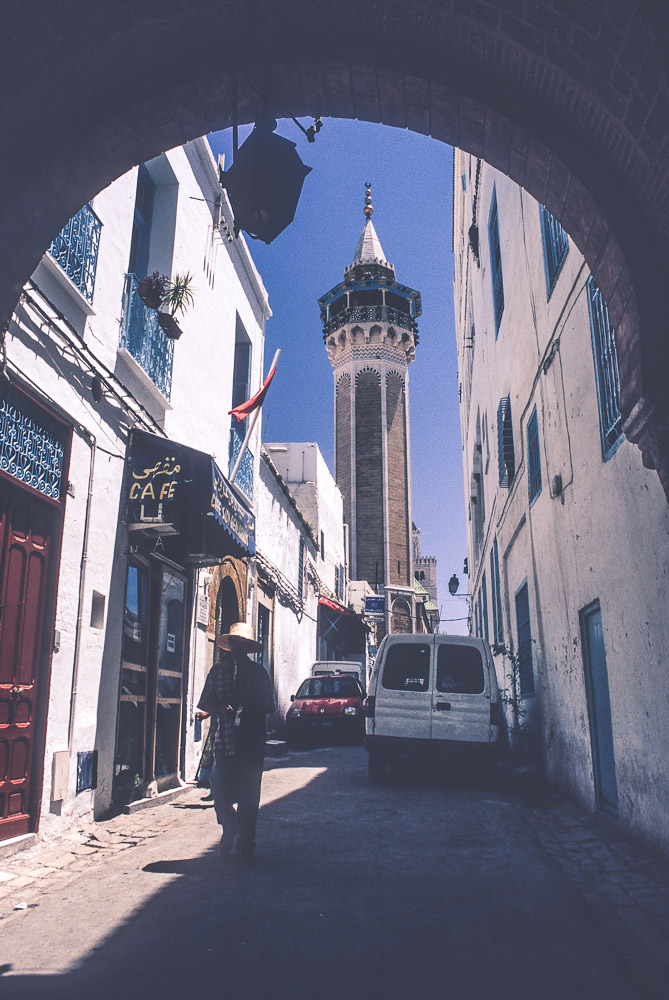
365, 596, 386, 615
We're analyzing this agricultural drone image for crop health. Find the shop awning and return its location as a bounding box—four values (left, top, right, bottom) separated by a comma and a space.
125, 430, 255, 563
318, 596, 370, 629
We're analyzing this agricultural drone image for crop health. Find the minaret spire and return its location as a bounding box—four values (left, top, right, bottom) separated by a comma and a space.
351, 183, 390, 270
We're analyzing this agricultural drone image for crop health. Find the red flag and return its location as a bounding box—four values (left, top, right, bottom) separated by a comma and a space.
229, 355, 279, 422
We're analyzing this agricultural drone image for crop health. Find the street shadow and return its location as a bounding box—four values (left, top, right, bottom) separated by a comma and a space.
0, 747, 647, 1000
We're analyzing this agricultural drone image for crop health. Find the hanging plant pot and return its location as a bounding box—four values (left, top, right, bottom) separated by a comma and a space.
157, 311, 182, 339
137, 273, 167, 310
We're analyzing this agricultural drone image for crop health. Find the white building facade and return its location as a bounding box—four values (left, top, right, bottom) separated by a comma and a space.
258, 443, 365, 724
453, 150, 669, 854
1, 138, 270, 845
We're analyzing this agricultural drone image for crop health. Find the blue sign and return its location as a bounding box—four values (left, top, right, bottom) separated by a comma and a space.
365, 596, 386, 615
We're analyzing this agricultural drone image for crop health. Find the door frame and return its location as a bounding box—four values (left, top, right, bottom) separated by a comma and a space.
0, 380, 72, 836
579, 599, 619, 816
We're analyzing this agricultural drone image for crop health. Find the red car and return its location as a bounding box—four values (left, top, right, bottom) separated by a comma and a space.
285, 673, 365, 746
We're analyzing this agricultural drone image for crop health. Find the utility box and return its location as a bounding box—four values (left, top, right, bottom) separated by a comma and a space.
51, 750, 70, 801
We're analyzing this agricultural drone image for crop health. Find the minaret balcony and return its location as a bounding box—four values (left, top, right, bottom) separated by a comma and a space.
322, 304, 417, 338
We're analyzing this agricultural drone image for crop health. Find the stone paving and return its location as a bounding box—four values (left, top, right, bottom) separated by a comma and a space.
521, 793, 669, 999
1, 770, 669, 997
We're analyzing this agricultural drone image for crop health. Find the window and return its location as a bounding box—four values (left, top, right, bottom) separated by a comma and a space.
128, 166, 155, 280
527, 406, 542, 504
320, 530, 325, 558
515, 582, 535, 697
297, 538, 305, 601
540, 204, 568, 297
497, 396, 515, 487
437, 644, 485, 694
490, 538, 503, 644
382, 643, 431, 691
488, 187, 504, 336
482, 571, 489, 643
587, 276, 624, 460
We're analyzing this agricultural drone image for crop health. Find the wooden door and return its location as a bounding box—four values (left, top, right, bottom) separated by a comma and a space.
581, 601, 618, 815
0, 488, 52, 840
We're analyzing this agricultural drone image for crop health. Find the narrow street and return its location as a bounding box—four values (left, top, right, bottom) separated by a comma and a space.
2, 747, 669, 999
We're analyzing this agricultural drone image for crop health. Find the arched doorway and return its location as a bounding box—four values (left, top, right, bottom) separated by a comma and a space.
215, 576, 240, 639
1, 2, 669, 493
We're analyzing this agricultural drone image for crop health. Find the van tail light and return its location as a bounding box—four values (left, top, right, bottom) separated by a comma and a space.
363, 696, 375, 718
490, 700, 503, 726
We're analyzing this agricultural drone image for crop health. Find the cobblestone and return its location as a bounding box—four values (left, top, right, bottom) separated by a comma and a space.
522, 792, 669, 999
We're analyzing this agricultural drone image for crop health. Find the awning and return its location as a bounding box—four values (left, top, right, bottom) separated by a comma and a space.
125, 430, 255, 563
318, 596, 370, 631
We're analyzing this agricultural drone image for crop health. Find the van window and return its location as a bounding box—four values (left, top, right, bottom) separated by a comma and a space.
436, 645, 485, 694
382, 643, 431, 691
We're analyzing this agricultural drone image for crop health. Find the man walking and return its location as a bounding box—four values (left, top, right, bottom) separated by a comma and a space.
198, 621, 274, 863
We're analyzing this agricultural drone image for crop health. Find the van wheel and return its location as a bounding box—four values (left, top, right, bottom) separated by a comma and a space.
368, 751, 387, 781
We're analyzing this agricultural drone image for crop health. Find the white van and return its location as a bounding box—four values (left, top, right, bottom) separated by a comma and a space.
364, 634, 502, 778
311, 660, 365, 690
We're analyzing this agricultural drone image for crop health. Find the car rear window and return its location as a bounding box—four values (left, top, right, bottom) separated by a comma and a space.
382, 643, 431, 691
296, 677, 361, 698
436, 644, 485, 694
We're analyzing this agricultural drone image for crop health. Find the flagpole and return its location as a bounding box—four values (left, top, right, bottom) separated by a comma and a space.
230, 349, 281, 484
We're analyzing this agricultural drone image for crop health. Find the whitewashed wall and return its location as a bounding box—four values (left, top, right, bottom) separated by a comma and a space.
6, 137, 268, 837
453, 150, 669, 854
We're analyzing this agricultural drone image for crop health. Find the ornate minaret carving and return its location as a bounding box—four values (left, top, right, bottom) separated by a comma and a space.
319, 186, 422, 633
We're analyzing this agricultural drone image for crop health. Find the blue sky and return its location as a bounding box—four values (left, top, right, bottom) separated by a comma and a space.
208, 119, 468, 633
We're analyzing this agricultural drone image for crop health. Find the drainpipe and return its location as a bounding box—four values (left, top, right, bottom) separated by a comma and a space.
67, 430, 97, 748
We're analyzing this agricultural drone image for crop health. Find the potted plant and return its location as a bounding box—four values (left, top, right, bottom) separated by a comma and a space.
156, 271, 195, 340
137, 271, 168, 310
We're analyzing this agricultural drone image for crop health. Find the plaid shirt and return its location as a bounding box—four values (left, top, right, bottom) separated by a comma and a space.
198, 652, 274, 761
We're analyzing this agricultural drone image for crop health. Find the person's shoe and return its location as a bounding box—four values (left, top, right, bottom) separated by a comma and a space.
219, 831, 234, 857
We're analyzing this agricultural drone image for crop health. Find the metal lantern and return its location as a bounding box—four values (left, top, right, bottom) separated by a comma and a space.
220, 119, 312, 244
448, 574, 460, 596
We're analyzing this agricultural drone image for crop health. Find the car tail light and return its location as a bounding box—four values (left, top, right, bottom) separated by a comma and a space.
490, 700, 503, 726
363, 696, 375, 718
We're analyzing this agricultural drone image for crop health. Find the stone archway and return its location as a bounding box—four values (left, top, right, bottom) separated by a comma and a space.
2, 1, 669, 491
208, 557, 247, 640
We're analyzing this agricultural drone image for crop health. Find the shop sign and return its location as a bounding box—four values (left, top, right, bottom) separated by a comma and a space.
365, 596, 386, 615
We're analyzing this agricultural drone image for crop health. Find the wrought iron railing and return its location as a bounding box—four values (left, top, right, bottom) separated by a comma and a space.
229, 426, 254, 502
48, 203, 102, 304
120, 274, 174, 399
587, 276, 623, 458
0, 381, 66, 500
322, 304, 416, 337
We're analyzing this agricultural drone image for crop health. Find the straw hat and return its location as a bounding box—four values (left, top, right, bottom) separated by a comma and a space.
215, 621, 262, 651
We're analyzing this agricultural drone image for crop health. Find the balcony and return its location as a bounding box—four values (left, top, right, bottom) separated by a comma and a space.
322, 304, 416, 338
119, 274, 174, 400
229, 426, 254, 502
48, 203, 102, 304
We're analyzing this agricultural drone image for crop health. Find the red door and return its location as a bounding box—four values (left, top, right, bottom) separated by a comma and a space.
0, 486, 52, 840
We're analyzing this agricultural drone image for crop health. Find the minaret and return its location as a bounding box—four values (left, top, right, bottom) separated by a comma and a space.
319, 185, 422, 634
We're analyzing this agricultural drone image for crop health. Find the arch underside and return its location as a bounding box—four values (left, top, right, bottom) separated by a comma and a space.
1, 1, 668, 493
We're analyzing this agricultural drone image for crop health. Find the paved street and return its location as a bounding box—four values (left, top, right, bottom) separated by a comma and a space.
1, 746, 669, 999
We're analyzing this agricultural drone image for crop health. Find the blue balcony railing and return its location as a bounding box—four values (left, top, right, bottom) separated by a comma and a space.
120, 274, 174, 399
48, 203, 102, 304
229, 426, 254, 502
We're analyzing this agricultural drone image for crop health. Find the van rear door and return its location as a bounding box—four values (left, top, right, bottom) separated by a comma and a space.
431, 638, 490, 743
372, 638, 433, 741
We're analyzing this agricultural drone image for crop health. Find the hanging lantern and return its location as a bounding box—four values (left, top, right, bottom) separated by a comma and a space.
219, 118, 312, 244
448, 574, 460, 596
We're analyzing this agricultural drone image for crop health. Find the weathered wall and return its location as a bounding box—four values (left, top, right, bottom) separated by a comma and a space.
5, 138, 268, 837
454, 150, 669, 854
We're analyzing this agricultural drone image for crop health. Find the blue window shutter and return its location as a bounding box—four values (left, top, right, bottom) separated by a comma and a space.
497, 396, 515, 487
539, 204, 568, 297
298, 538, 305, 601
488, 187, 504, 336
482, 571, 489, 643
490, 538, 503, 645
515, 583, 535, 697
527, 406, 542, 504
587, 277, 624, 460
